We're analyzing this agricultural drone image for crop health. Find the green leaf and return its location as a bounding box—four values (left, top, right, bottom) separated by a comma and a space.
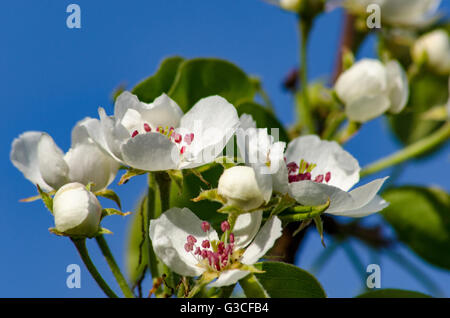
101, 208, 131, 219
168, 58, 255, 112
243, 262, 326, 298
382, 186, 450, 270
236, 101, 289, 142
95, 189, 122, 210
356, 289, 431, 298
37, 185, 53, 214
132, 56, 184, 103
389, 72, 448, 154
118, 168, 146, 185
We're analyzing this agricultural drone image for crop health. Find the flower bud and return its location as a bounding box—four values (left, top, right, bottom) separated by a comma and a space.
412, 30, 450, 75
53, 182, 102, 237
335, 58, 408, 122
218, 166, 265, 211
279, 0, 302, 12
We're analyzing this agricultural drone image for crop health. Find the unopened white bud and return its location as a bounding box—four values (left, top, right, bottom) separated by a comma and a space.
412, 30, 450, 75
53, 182, 102, 237
335, 58, 409, 122
279, 0, 301, 12
218, 166, 265, 211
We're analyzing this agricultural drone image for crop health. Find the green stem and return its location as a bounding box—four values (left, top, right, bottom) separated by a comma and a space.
155, 172, 172, 213
321, 111, 346, 140
360, 122, 450, 178
71, 238, 118, 298
279, 200, 330, 223
151, 172, 174, 296
335, 120, 361, 144
297, 18, 315, 134
95, 235, 135, 298
239, 274, 269, 298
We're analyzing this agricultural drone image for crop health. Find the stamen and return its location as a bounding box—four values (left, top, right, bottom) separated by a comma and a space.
221, 221, 230, 232
131, 130, 139, 138
287, 162, 299, 174
187, 235, 197, 244
201, 221, 211, 233
173, 133, 182, 143
202, 240, 210, 248
143, 123, 151, 132
184, 243, 193, 252
180, 146, 186, 155
229, 233, 235, 244
325, 172, 331, 183
184, 133, 194, 145
314, 174, 324, 183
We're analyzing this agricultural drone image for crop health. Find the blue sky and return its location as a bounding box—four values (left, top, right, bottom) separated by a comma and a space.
0, 0, 449, 297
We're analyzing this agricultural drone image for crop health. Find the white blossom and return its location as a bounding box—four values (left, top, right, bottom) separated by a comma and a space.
81, 91, 239, 171
149, 207, 282, 287
335, 59, 409, 122
285, 135, 389, 217
10, 119, 119, 192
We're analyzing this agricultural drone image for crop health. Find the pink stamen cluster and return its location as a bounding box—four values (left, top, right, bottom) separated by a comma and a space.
130, 123, 194, 155
184, 220, 236, 272
286, 159, 331, 184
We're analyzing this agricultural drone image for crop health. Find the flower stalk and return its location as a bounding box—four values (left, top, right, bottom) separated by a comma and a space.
95, 235, 135, 298
361, 122, 450, 178
71, 238, 118, 298
297, 17, 315, 134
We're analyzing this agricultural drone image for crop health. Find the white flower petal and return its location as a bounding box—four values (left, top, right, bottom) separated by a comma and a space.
71, 117, 93, 146
386, 60, 409, 114
149, 207, 219, 277
241, 216, 282, 265
209, 269, 250, 288
37, 134, 69, 190
180, 96, 239, 167
121, 132, 179, 171
346, 94, 391, 122
252, 164, 273, 203
114, 91, 142, 122
326, 177, 389, 216
288, 180, 352, 210
239, 113, 257, 130
10, 131, 52, 191
65, 143, 119, 191
335, 59, 387, 105
141, 93, 184, 129
285, 135, 360, 191
78, 116, 122, 163
233, 211, 263, 249
98, 107, 129, 162
337, 195, 389, 218
268, 141, 288, 194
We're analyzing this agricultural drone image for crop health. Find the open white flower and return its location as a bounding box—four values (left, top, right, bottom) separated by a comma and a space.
81, 91, 239, 171
236, 116, 288, 203
53, 182, 102, 237
149, 207, 282, 287
343, 0, 441, 28
285, 135, 389, 217
412, 30, 450, 75
335, 59, 409, 122
10, 119, 119, 192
